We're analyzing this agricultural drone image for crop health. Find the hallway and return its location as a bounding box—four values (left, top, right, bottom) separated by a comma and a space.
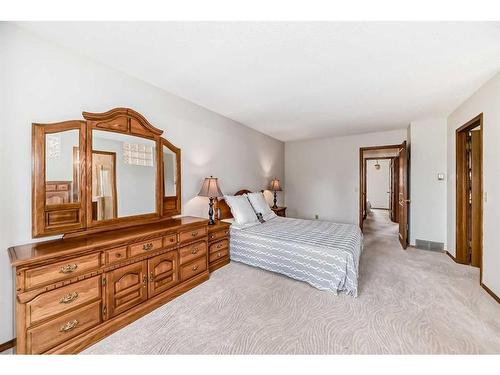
363, 208, 399, 238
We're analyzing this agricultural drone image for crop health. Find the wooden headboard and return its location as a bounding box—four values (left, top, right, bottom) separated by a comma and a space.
216, 189, 252, 220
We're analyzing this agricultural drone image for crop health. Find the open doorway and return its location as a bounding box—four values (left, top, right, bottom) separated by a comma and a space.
455, 114, 483, 272
359, 142, 409, 248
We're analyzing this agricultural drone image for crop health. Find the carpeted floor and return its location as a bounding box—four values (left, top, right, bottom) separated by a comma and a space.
83, 212, 500, 354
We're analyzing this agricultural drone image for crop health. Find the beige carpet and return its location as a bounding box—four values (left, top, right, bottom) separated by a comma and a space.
83, 213, 500, 354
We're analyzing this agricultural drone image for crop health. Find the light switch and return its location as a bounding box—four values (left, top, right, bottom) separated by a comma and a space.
437, 173, 445, 181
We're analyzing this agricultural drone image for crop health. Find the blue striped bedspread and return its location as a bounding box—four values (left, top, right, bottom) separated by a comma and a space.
229, 217, 363, 296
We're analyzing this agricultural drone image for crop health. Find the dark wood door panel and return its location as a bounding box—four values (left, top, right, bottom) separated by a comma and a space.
148, 251, 179, 298
105, 261, 147, 319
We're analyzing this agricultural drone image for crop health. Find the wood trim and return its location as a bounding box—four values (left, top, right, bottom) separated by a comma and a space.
446, 250, 457, 262
359, 144, 402, 151
481, 283, 500, 304
82, 108, 163, 136
363, 157, 395, 160
0, 338, 15, 353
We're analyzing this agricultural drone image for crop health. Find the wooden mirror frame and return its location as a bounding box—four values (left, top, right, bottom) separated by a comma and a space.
32, 121, 87, 237
32, 108, 181, 238
161, 138, 181, 217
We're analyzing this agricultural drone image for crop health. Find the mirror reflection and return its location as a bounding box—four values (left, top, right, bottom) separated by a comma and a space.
92, 130, 156, 220
45, 129, 80, 205
163, 145, 177, 197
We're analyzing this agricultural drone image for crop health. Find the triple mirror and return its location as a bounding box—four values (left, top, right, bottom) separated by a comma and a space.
33, 108, 181, 237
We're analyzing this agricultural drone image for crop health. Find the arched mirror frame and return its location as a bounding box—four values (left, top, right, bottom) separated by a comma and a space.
32, 108, 181, 238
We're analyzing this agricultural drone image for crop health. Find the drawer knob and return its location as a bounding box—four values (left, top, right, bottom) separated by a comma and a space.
116, 253, 122, 258
143, 243, 153, 251
170, 237, 175, 242
192, 265, 199, 271
191, 248, 199, 254
217, 244, 222, 249
191, 231, 198, 237
210, 235, 214, 239
217, 252, 221, 258
59, 319, 79, 333
59, 291, 79, 304
59, 264, 78, 274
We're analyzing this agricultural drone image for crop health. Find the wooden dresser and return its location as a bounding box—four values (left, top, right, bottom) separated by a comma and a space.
10, 108, 233, 354
8, 217, 217, 354
208, 221, 231, 272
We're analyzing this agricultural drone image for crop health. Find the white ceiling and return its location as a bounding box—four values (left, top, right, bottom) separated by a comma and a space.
19, 22, 500, 142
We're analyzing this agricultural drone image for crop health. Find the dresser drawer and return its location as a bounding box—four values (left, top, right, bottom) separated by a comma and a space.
209, 248, 229, 263
27, 276, 101, 326
209, 239, 228, 254
179, 226, 207, 244
179, 241, 207, 265
209, 229, 229, 242
25, 253, 101, 290
105, 246, 128, 265
180, 257, 207, 281
129, 237, 163, 257
163, 233, 177, 248
27, 300, 101, 354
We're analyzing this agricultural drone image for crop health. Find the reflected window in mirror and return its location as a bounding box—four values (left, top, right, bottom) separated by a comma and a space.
92, 130, 157, 221
45, 129, 80, 205
163, 145, 177, 197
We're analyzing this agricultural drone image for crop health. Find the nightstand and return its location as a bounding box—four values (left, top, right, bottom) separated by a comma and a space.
207, 220, 230, 272
271, 206, 287, 217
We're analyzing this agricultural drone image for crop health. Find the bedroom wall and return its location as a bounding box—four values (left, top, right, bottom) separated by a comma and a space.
285, 129, 407, 223
447, 71, 500, 298
0, 23, 284, 343
409, 118, 447, 247
366, 159, 390, 209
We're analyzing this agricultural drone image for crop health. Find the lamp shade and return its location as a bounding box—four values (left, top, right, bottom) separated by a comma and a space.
270, 178, 282, 191
198, 176, 223, 198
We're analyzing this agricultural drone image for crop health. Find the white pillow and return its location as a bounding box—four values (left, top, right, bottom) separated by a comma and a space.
247, 192, 277, 221
220, 218, 260, 230
224, 195, 259, 225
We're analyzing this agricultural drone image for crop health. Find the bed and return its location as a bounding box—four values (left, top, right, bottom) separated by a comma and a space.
217, 190, 363, 296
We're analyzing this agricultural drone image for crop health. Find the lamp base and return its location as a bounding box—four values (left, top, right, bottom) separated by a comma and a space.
208, 197, 216, 225
272, 191, 278, 209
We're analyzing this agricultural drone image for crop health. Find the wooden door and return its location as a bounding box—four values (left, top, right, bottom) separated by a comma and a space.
147, 251, 179, 298
398, 141, 409, 248
390, 157, 400, 223
105, 261, 147, 319
359, 152, 367, 228
470, 130, 482, 267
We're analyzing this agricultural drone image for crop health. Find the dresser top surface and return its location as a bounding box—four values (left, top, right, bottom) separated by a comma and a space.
9, 216, 208, 267
207, 220, 231, 233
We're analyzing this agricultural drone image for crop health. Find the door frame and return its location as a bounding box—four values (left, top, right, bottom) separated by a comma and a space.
359, 144, 402, 229
364, 157, 394, 210
92, 150, 118, 220
455, 114, 483, 277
